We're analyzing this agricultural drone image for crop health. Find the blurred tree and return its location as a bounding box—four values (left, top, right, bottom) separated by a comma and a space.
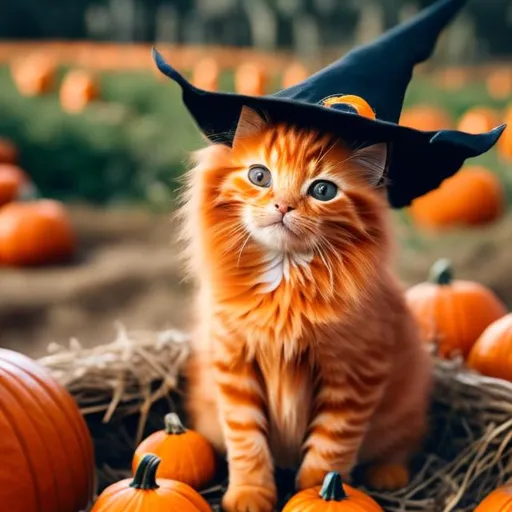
0, 0, 509, 61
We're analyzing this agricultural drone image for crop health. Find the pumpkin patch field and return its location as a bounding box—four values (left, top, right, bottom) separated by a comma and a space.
0, 44, 512, 512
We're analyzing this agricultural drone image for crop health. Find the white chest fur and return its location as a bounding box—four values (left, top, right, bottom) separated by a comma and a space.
257, 251, 314, 293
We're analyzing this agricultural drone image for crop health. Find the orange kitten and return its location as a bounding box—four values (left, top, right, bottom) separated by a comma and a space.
182, 107, 432, 512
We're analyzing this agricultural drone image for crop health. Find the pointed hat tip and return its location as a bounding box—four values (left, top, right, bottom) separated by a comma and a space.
150, 46, 189, 88
430, 123, 507, 155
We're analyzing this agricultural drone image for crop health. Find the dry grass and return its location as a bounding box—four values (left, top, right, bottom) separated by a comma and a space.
38, 327, 512, 511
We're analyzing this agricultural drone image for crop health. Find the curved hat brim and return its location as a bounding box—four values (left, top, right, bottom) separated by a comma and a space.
153, 48, 505, 208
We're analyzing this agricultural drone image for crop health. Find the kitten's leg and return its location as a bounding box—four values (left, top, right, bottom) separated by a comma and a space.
213, 342, 276, 512
296, 357, 387, 491
361, 342, 432, 491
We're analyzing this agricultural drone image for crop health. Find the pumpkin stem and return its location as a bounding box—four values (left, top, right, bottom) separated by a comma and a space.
319, 472, 347, 501
165, 412, 187, 435
429, 258, 453, 285
130, 453, 160, 490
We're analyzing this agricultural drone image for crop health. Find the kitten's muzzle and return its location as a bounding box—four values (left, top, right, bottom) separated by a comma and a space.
274, 203, 295, 215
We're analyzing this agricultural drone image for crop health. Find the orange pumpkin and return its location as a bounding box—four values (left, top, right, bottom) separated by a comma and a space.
486, 68, 512, 100
60, 69, 99, 113
408, 166, 505, 230
93, 453, 211, 512
132, 412, 216, 490
234, 62, 267, 96
0, 200, 76, 266
283, 472, 383, 512
0, 138, 18, 164
498, 107, 512, 162
405, 259, 507, 359
11, 53, 56, 97
474, 484, 512, 511
282, 62, 309, 88
467, 313, 512, 381
0, 348, 95, 512
457, 107, 501, 135
0, 164, 34, 206
434, 68, 468, 91
400, 105, 453, 131
192, 58, 220, 91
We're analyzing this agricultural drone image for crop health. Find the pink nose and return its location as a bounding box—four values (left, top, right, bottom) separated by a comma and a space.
275, 203, 294, 214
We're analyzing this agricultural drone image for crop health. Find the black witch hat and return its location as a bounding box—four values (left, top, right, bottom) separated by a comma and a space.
152, 0, 505, 208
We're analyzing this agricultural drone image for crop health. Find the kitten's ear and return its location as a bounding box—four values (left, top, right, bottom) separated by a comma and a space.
233, 106, 268, 148
351, 143, 388, 187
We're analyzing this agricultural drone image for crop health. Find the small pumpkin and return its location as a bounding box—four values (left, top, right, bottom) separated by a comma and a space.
93, 453, 210, 512
457, 107, 501, 135
0, 138, 18, 164
60, 69, 99, 113
498, 108, 512, 162
0, 348, 95, 512
282, 62, 309, 88
486, 68, 512, 100
474, 484, 512, 511
132, 412, 216, 490
0, 164, 35, 207
283, 472, 383, 511
405, 259, 507, 359
0, 199, 76, 266
408, 166, 505, 230
467, 313, 512, 382
192, 57, 220, 91
11, 53, 56, 97
399, 105, 453, 131
234, 62, 267, 96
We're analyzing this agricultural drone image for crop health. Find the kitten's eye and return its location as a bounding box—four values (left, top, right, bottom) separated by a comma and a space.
248, 165, 272, 188
308, 180, 338, 201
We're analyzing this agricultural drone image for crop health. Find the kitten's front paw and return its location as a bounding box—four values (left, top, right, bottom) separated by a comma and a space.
365, 462, 410, 490
222, 483, 277, 512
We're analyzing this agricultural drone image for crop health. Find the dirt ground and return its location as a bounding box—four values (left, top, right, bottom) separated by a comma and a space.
1, 205, 511, 358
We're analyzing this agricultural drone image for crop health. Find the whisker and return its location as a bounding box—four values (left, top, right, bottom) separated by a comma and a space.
236, 232, 253, 268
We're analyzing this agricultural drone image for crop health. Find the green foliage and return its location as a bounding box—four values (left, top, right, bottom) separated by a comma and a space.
0, 64, 509, 207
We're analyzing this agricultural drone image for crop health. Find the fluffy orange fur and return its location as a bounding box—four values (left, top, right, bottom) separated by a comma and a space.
181, 107, 432, 512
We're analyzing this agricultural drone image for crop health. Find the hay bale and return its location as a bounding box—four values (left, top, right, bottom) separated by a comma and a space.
39, 328, 512, 511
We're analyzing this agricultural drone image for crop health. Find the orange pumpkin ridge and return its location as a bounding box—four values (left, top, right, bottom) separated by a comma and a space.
474, 484, 512, 511
467, 313, 512, 382
0, 349, 94, 512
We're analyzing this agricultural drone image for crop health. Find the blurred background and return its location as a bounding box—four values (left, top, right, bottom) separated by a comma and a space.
0, 0, 511, 357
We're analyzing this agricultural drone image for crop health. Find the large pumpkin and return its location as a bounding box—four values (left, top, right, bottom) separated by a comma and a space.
283, 472, 383, 512
399, 105, 453, 131
0, 138, 18, 164
467, 313, 512, 382
474, 484, 512, 511
457, 107, 501, 135
0, 164, 34, 207
405, 259, 507, 359
132, 412, 216, 490
60, 70, 99, 113
93, 453, 211, 512
408, 166, 505, 230
0, 199, 76, 266
234, 62, 267, 96
0, 348, 95, 512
